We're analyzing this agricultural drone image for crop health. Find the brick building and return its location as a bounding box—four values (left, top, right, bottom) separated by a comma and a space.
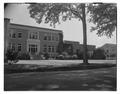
63, 40, 96, 56
63, 40, 80, 54
4, 18, 96, 60
4, 18, 63, 59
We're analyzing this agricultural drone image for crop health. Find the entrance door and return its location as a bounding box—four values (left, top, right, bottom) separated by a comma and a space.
29, 44, 38, 55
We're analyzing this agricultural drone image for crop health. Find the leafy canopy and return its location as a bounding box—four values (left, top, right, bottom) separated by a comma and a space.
88, 3, 117, 37
28, 3, 117, 37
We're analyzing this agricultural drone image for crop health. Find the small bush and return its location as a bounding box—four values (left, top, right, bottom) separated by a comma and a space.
72, 54, 78, 59
17, 52, 30, 60
5, 49, 18, 62
56, 55, 64, 60
92, 49, 106, 59
44, 53, 49, 60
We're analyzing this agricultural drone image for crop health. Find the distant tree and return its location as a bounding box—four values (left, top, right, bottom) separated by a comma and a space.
28, 3, 117, 64
92, 49, 106, 59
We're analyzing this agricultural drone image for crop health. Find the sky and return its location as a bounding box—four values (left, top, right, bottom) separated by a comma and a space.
4, 3, 117, 48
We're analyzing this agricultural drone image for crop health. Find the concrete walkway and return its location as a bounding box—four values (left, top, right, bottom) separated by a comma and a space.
17, 60, 116, 66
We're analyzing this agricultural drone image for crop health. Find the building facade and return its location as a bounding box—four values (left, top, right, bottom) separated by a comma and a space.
99, 43, 117, 60
4, 18, 63, 59
4, 18, 96, 60
63, 40, 96, 57
63, 40, 80, 54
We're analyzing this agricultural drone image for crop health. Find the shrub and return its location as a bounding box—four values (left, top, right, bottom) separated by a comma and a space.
56, 55, 64, 60
17, 52, 30, 60
64, 55, 71, 60
5, 49, 19, 63
72, 54, 78, 59
77, 52, 83, 59
92, 49, 106, 59
44, 53, 49, 60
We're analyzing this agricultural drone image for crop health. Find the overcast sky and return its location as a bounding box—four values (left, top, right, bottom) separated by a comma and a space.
4, 4, 116, 48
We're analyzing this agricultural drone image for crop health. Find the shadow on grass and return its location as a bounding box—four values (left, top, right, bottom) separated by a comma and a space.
4, 63, 116, 74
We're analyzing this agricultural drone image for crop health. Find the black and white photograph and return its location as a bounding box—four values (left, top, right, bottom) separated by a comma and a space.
3, 1, 117, 92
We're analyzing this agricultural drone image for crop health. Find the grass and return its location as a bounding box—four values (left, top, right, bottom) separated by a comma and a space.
4, 63, 116, 74
4, 67, 116, 91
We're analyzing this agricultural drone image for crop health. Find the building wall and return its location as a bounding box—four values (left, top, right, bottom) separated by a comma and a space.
4, 18, 10, 53
8, 25, 28, 53
63, 40, 80, 54
5, 20, 63, 59
63, 40, 96, 56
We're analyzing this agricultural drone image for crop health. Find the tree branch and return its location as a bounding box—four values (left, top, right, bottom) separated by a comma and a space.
69, 6, 83, 21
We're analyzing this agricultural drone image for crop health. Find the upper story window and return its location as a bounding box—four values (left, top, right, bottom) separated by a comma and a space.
9, 29, 16, 38
18, 32, 22, 38
56, 35, 59, 41
9, 32, 16, 38
48, 35, 51, 41
44, 34, 47, 40
29, 32, 39, 39
52, 35, 54, 41
12, 33, 16, 38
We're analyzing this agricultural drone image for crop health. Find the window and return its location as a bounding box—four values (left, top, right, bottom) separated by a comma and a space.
18, 44, 22, 51
56, 36, 59, 41
12, 33, 16, 38
29, 32, 39, 39
44, 34, 47, 40
9, 43, 15, 51
43, 45, 47, 52
48, 36, 51, 41
52, 35, 54, 41
18, 32, 22, 38
29, 44, 38, 54
9, 30, 16, 38
52, 46, 54, 52
9, 33, 12, 38
48, 46, 51, 52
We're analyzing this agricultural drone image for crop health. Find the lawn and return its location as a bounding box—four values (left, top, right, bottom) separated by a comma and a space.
4, 67, 116, 91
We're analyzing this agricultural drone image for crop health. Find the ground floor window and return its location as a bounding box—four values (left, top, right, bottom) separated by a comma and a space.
18, 44, 22, 51
43, 45, 47, 53
29, 44, 38, 54
8, 43, 15, 51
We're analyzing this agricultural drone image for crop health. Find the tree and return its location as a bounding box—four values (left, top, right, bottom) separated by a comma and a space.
28, 3, 88, 64
27, 3, 117, 64
92, 49, 106, 59
88, 3, 117, 37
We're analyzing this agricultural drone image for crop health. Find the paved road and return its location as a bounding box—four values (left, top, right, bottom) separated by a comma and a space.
17, 60, 116, 66
4, 67, 116, 91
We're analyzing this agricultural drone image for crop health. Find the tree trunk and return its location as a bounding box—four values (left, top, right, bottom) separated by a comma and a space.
81, 4, 89, 65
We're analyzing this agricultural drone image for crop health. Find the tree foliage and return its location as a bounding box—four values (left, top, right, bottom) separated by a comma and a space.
28, 3, 85, 27
27, 3, 117, 64
28, 3, 117, 37
92, 49, 106, 59
88, 3, 117, 37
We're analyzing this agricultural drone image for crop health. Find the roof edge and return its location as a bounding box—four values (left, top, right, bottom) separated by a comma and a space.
10, 23, 63, 33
